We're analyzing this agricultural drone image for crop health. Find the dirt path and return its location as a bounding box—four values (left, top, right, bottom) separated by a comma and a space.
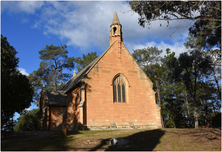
1, 131, 54, 144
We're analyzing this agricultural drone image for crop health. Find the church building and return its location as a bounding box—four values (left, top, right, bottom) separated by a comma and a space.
38, 11, 162, 130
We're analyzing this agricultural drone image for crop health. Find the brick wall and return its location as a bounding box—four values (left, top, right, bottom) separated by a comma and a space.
65, 87, 80, 130
84, 41, 161, 128
50, 107, 66, 130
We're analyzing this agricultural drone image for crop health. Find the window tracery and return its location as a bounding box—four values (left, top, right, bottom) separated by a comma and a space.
113, 75, 127, 103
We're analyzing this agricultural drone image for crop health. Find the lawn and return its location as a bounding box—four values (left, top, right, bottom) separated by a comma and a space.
1, 128, 221, 151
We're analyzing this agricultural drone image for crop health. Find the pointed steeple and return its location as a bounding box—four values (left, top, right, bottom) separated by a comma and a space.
112, 11, 120, 25
110, 11, 123, 45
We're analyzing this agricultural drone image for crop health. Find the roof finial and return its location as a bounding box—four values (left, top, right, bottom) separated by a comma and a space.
73, 70, 76, 77
112, 10, 120, 25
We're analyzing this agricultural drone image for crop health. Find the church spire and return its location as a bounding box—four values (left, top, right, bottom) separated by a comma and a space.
110, 11, 123, 45
112, 11, 120, 25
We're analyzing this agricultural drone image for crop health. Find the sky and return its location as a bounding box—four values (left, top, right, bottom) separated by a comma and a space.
1, 1, 193, 120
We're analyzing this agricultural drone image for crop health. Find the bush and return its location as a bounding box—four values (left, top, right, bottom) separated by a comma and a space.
14, 109, 39, 131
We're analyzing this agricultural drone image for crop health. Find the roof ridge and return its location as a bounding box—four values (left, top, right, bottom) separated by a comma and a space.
61, 40, 117, 93
122, 43, 153, 87
84, 40, 117, 75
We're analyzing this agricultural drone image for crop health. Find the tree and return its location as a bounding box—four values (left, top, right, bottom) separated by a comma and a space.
132, 47, 164, 127
129, 1, 221, 49
1, 35, 34, 133
74, 52, 98, 72
203, 49, 221, 100
185, 36, 221, 111
167, 49, 212, 128
160, 49, 189, 128
29, 44, 75, 104
189, 15, 221, 49
197, 81, 218, 126
162, 85, 186, 128
14, 109, 39, 131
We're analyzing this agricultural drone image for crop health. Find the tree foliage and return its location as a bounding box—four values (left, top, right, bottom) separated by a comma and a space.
160, 49, 190, 128
14, 109, 39, 131
1, 35, 33, 133
37, 44, 75, 91
132, 43, 220, 128
74, 52, 98, 72
29, 44, 75, 104
132, 47, 164, 127
132, 47, 163, 103
167, 49, 212, 128
129, 1, 221, 49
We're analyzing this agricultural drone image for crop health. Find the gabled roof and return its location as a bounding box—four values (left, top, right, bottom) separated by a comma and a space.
43, 88, 67, 106
61, 40, 117, 93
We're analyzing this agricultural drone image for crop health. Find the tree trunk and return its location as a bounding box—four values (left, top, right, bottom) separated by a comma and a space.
173, 115, 176, 128
194, 60, 198, 128
53, 70, 57, 91
213, 71, 221, 99
53, 81, 57, 91
200, 99, 208, 125
155, 76, 165, 128
185, 93, 191, 127
53, 75, 57, 91
194, 105, 198, 128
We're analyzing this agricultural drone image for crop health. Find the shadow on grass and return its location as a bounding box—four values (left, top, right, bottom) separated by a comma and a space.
1, 129, 165, 151
168, 128, 221, 141
1, 130, 82, 151
90, 129, 165, 151
2, 128, 221, 151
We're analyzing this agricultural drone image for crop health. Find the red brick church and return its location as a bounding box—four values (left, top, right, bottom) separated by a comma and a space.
38, 11, 161, 130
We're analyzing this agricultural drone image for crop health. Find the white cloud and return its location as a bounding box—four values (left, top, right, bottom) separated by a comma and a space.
2, 1, 191, 53
39, 2, 189, 51
18, 68, 29, 76
1, 1, 45, 14
126, 40, 188, 58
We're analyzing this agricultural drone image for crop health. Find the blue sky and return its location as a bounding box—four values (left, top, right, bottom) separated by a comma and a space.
1, 1, 192, 119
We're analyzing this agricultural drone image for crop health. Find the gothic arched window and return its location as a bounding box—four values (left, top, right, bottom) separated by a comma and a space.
113, 75, 127, 103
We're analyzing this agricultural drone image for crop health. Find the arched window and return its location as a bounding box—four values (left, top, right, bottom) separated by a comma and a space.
113, 75, 127, 103
113, 27, 117, 35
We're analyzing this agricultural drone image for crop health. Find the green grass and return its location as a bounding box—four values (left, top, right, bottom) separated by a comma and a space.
1, 128, 221, 151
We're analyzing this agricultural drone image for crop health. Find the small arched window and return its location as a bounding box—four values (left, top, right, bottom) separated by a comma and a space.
113, 75, 126, 103
113, 27, 117, 35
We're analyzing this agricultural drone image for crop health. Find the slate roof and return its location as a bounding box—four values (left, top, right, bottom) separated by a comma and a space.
61, 40, 117, 93
43, 89, 67, 106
